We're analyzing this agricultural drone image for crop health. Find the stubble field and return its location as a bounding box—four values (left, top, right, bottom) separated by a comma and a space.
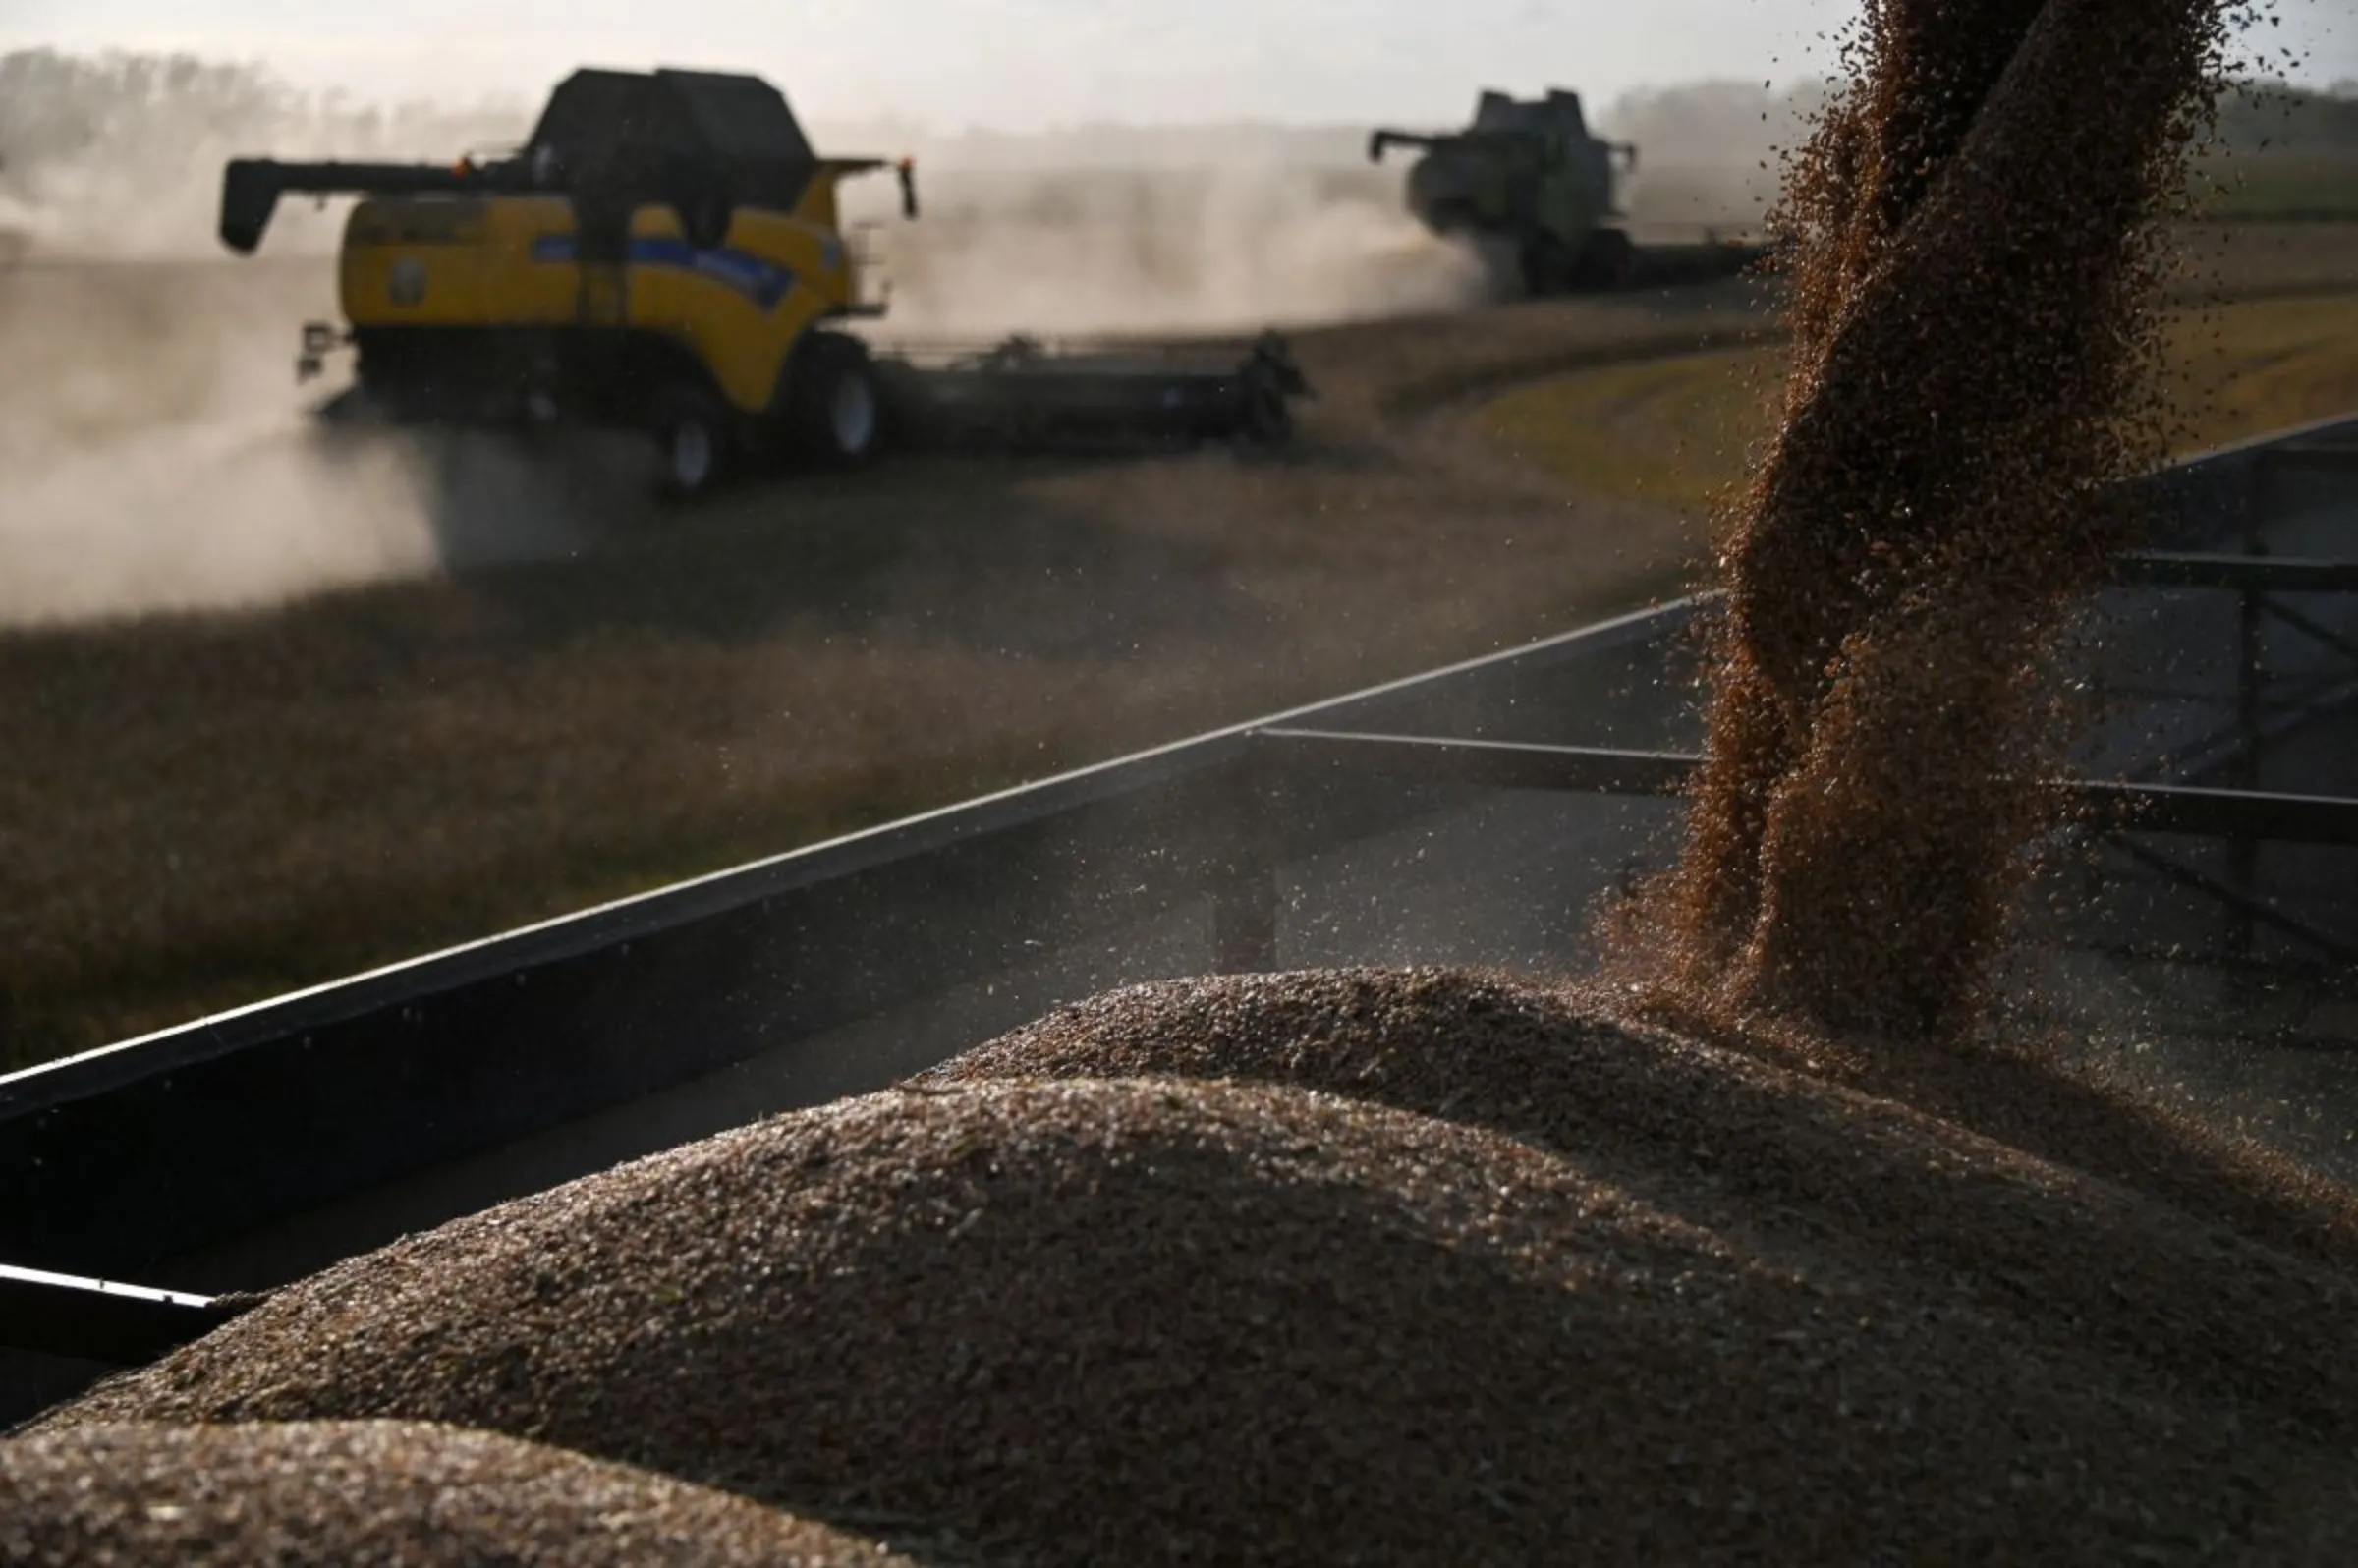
0, 217, 2351, 1067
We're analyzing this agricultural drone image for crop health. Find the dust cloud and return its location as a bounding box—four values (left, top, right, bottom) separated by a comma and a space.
0, 258, 634, 631
1597, 79, 1824, 236
835, 99, 1790, 338
0, 51, 615, 628
842, 161, 1490, 338
0, 49, 532, 260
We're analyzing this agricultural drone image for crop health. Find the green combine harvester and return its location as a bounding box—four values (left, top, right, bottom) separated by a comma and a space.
1371, 88, 1768, 297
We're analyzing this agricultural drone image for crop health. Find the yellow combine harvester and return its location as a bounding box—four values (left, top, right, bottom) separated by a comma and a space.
221, 67, 1310, 497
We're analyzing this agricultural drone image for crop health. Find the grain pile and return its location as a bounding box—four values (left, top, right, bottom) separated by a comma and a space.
1620, 0, 2248, 1038
923, 967, 2358, 1273
0, 1420, 911, 1566
30, 1052, 2358, 1563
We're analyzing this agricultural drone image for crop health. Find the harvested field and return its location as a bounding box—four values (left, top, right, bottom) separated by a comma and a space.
31, 978, 2358, 1563
0, 1419, 914, 1566
2195, 149, 2358, 221
0, 223, 2347, 1067
0, 267, 1760, 1066
1482, 287, 2358, 517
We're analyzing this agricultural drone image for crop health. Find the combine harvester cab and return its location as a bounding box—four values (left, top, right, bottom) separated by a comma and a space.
217, 66, 1313, 500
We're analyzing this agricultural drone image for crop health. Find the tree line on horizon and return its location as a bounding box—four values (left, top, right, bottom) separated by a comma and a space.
3, 41, 2351, 244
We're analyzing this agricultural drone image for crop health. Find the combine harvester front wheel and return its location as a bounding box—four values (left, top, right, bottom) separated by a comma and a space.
785, 331, 886, 469
651, 388, 734, 502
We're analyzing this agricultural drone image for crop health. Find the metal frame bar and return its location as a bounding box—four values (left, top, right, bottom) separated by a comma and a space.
1254, 729, 1696, 797
2102, 836, 2358, 966
2262, 594, 2358, 667
2262, 439, 2358, 468
2079, 677, 2350, 715
0, 1265, 242, 1366
2025, 939, 2358, 996
2132, 677, 2358, 790
1251, 728, 2358, 847
2106, 551, 2358, 593
2070, 779, 2358, 845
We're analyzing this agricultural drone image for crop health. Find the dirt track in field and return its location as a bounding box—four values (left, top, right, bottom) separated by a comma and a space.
0, 221, 2349, 1063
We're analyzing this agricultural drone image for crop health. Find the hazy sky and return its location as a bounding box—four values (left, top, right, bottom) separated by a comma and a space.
4, 0, 2351, 131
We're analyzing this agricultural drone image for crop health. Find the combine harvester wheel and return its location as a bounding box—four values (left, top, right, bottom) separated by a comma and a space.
650, 386, 738, 501
784, 331, 885, 469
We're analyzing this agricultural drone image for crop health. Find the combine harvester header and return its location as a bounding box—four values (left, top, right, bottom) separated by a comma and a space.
217, 65, 1313, 498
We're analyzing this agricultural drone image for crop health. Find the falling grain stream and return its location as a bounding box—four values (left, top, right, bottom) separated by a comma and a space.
1621, 0, 2247, 1041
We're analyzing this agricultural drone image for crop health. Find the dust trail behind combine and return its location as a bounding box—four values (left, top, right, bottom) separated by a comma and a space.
845, 161, 1489, 338
0, 54, 637, 628
0, 259, 638, 630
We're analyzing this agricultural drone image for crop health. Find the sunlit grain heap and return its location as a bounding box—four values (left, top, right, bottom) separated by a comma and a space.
27, 980, 2358, 1564
0, 1420, 912, 1566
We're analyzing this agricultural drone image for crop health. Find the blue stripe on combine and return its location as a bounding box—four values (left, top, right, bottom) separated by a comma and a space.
530, 235, 797, 311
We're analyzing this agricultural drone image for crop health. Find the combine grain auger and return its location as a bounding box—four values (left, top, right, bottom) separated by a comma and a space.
218, 66, 1312, 499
